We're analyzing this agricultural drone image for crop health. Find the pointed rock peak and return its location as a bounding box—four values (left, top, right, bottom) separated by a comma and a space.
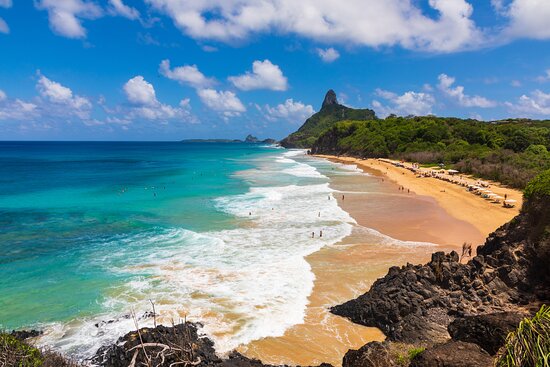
322, 89, 338, 109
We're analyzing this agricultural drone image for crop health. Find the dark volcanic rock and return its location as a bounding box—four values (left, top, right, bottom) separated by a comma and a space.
322, 90, 338, 108
409, 341, 493, 367
342, 342, 396, 367
93, 322, 332, 367
10, 329, 42, 341
93, 323, 220, 367
448, 312, 526, 355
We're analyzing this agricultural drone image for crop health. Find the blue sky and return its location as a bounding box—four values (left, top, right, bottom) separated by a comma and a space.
0, 0, 550, 140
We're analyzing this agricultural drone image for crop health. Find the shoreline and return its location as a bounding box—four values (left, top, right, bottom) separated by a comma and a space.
315, 155, 522, 239
239, 154, 520, 366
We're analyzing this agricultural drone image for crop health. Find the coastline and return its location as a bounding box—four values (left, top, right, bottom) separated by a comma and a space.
240, 154, 520, 366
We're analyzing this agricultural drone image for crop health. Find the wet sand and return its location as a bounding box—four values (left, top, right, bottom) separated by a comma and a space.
239, 156, 513, 366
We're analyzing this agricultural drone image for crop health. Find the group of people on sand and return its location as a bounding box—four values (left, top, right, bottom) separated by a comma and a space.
398, 186, 410, 193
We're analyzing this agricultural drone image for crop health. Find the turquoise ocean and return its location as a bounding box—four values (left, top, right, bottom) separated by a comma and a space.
0, 142, 363, 359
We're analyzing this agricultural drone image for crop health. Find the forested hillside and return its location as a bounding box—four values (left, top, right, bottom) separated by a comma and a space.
310, 116, 550, 188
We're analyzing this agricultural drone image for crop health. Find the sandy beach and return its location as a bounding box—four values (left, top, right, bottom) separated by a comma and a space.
317, 156, 522, 238
239, 155, 522, 366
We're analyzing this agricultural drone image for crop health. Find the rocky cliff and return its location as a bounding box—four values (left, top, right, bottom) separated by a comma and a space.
279, 90, 376, 148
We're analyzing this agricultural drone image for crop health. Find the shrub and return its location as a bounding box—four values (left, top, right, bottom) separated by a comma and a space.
0, 333, 43, 367
495, 305, 550, 367
524, 169, 550, 200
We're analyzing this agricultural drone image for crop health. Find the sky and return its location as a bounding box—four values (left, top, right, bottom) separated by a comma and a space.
0, 0, 550, 140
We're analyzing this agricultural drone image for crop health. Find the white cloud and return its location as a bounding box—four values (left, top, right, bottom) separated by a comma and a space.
124, 76, 158, 106
263, 99, 315, 122
0, 17, 9, 34
536, 69, 550, 83
145, 0, 481, 52
35, 0, 102, 38
228, 60, 288, 91
37, 74, 92, 117
108, 0, 140, 20
0, 0, 12, 8
0, 75, 92, 122
499, 0, 550, 40
159, 60, 215, 89
505, 90, 550, 116
317, 47, 340, 63
511, 80, 522, 87
438, 74, 497, 108
372, 89, 435, 117
123, 75, 196, 122
0, 98, 39, 121
197, 88, 246, 116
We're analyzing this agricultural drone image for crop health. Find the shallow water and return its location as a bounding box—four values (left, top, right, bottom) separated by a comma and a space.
0, 142, 359, 359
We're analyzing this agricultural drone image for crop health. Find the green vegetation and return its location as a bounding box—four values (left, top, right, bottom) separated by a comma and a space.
311, 116, 550, 188
524, 169, 550, 199
407, 347, 426, 360
496, 305, 550, 367
0, 333, 43, 367
0, 333, 82, 367
280, 103, 376, 148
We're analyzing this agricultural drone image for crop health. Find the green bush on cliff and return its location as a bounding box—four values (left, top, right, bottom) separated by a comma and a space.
524, 169, 550, 200
0, 333, 43, 367
0, 333, 83, 367
496, 304, 550, 367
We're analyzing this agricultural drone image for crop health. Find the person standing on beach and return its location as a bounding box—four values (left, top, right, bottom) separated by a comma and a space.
312, 232, 315, 238
320, 230, 323, 238
342, 194, 345, 200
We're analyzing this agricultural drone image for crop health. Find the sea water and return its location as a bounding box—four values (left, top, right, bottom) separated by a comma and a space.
0, 142, 362, 359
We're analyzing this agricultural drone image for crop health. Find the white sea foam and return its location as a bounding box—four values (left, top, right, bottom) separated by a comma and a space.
36, 149, 355, 362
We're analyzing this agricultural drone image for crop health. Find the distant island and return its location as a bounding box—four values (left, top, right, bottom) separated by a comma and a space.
182, 134, 277, 144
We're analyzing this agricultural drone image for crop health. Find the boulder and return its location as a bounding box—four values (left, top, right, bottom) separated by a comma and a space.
409, 341, 493, 367
342, 342, 396, 367
448, 312, 525, 355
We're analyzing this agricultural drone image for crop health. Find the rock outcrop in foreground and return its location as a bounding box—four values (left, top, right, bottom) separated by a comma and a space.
333, 170, 550, 365
92, 322, 331, 367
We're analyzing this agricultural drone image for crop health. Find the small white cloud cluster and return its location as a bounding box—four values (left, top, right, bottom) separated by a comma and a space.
262, 99, 315, 122
316, 48, 340, 63
0, 73, 92, 123
159, 60, 215, 89
506, 90, 550, 116
0, 0, 12, 34
34, 0, 139, 39
438, 74, 497, 108
159, 58, 289, 119
123, 75, 195, 122
228, 60, 288, 91
197, 89, 245, 118
372, 89, 435, 117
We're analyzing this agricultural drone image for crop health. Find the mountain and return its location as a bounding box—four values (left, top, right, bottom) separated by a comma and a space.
279, 89, 377, 148
244, 134, 259, 143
